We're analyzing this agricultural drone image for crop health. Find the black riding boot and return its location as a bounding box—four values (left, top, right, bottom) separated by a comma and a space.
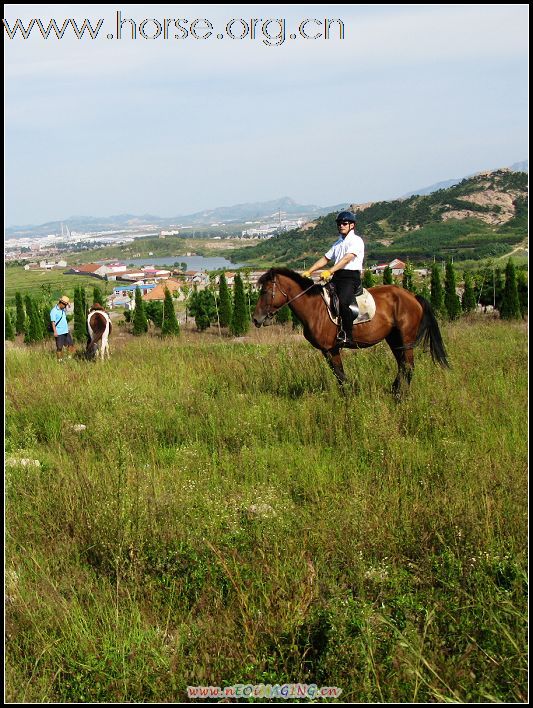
337, 307, 355, 345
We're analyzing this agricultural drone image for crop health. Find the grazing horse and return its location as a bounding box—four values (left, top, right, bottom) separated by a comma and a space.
86, 304, 112, 361
253, 268, 449, 395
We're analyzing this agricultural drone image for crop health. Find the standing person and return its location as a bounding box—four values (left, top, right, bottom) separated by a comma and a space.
50, 295, 75, 361
303, 210, 364, 345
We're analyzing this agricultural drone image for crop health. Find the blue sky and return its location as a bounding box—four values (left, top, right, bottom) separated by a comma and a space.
4, 4, 529, 226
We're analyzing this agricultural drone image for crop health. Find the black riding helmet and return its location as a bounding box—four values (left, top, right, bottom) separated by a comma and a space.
336, 210, 357, 223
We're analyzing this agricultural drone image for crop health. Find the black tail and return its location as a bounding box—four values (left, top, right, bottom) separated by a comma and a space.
413, 295, 450, 368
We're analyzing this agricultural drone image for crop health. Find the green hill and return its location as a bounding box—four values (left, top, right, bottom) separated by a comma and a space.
228, 170, 528, 268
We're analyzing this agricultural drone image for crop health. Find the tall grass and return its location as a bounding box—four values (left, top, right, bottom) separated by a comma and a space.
5, 318, 527, 702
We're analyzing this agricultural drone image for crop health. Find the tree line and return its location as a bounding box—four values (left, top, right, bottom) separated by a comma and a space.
6, 260, 525, 344
361, 258, 526, 321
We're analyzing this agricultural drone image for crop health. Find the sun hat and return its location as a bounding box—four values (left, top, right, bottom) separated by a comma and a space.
59, 295, 70, 305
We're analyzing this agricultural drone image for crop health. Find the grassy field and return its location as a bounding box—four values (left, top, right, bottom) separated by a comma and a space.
75, 236, 260, 264
5, 317, 527, 702
5, 267, 115, 307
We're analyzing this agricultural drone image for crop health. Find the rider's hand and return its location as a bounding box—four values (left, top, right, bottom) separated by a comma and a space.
320, 270, 332, 281
302, 270, 312, 279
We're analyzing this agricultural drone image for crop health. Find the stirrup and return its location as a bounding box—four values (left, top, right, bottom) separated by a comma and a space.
336, 327, 354, 345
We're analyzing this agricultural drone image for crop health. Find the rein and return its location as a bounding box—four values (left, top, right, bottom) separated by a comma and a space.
264, 276, 316, 320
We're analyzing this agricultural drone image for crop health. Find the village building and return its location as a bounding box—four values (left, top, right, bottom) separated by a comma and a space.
38, 259, 68, 270
142, 278, 185, 301
107, 283, 157, 309
66, 263, 110, 278
371, 259, 406, 276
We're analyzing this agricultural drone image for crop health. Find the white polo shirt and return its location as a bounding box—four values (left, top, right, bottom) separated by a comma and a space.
325, 231, 364, 271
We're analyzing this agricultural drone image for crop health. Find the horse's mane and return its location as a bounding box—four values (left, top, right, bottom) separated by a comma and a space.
258, 268, 322, 295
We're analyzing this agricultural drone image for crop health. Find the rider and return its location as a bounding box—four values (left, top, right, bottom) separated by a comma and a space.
302, 210, 364, 345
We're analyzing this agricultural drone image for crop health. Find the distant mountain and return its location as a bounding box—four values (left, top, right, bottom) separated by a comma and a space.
403, 160, 527, 198
402, 178, 463, 198
177, 196, 329, 225
6, 161, 527, 239
227, 168, 528, 268
5, 198, 332, 239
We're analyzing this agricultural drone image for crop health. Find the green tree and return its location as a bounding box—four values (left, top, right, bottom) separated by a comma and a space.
430, 264, 445, 315
499, 259, 522, 320
246, 284, 259, 320
41, 301, 52, 338
276, 305, 291, 324
402, 260, 416, 292
145, 301, 164, 328
383, 265, 393, 285
24, 294, 33, 340
516, 269, 528, 318
362, 268, 375, 288
218, 272, 232, 327
80, 287, 88, 320
15, 292, 25, 335
132, 287, 148, 335
494, 268, 505, 311
73, 286, 87, 343
189, 288, 216, 331
444, 261, 462, 320
93, 286, 105, 306
419, 281, 431, 301
461, 271, 476, 314
161, 287, 180, 336
230, 273, 249, 336
5, 310, 15, 341
24, 295, 43, 343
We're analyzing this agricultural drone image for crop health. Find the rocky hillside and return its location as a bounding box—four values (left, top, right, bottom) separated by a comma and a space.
228, 169, 528, 267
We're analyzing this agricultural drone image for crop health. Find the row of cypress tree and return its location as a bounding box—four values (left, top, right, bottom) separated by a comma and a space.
187, 272, 253, 336
361, 258, 525, 321
6, 285, 108, 343
131, 286, 180, 336
5, 261, 524, 343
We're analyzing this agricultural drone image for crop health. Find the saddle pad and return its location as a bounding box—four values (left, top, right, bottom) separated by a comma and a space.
322, 287, 376, 326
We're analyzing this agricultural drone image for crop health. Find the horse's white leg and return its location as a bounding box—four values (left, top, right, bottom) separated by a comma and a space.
102, 331, 109, 360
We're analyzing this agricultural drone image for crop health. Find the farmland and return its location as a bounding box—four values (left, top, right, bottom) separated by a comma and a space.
4, 267, 115, 307
5, 318, 528, 702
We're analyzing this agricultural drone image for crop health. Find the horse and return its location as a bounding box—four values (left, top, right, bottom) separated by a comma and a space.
86, 304, 112, 361
252, 268, 449, 395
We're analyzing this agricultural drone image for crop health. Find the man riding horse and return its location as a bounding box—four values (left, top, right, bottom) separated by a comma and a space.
303, 210, 364, 346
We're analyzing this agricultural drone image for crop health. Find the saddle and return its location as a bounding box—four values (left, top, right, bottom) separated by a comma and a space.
322, 282, 376, 326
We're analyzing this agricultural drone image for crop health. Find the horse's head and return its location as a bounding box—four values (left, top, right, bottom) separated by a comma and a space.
253, 270, 291, 327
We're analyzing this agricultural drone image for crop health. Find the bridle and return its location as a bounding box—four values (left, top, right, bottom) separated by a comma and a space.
262, 276, 315, 322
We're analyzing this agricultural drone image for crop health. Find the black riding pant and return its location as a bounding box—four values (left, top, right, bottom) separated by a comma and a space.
332, 270, 361, 332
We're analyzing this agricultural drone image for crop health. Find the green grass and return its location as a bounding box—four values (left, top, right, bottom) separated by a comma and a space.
5, 267, 115, 307
5, 318, 528, 702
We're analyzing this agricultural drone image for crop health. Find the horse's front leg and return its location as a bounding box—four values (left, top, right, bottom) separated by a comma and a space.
323, 348, 347, 386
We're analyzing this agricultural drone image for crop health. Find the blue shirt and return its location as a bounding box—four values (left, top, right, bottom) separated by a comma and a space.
50, 305, 69, 335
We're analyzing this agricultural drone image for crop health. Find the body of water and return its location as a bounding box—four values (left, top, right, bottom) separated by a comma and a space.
105, 256, 246, 271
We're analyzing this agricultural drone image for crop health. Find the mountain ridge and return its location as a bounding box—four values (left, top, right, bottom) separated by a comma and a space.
226, 168, 528, 267
6, 160, 527, 239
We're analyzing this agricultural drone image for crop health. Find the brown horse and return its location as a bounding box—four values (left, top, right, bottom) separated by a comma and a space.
253, 268, 449, 395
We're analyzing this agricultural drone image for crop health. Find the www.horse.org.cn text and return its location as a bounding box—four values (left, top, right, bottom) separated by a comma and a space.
3, 14, 346, 46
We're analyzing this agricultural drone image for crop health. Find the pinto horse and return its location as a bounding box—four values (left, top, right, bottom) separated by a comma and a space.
86, 304, 112, 361
253, 268, 449, 395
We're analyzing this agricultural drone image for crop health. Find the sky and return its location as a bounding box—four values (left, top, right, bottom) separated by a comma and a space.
4, 3, 529, 226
